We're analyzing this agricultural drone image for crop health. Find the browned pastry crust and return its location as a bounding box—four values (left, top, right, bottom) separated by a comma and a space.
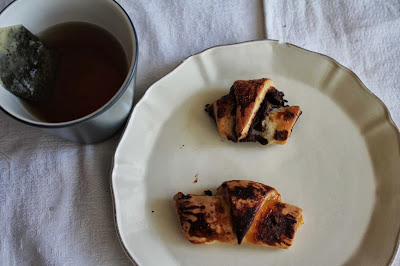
206, 93, 236, 141
242, 201, 303, 248
173, 193, 236, 244
232, 79, 276, 141
217, 180, 280, 244
205, 78, 301, 145
173, 180, 303, 249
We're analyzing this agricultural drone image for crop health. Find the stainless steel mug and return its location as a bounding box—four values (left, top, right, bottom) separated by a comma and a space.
0, 0, 138, 144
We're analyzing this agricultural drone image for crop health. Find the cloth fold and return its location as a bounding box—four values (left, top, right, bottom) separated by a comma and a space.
264, 0, 400, 127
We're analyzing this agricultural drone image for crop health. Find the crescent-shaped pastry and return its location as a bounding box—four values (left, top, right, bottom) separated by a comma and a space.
206, 79, 301, 145
174, 180, 303, 249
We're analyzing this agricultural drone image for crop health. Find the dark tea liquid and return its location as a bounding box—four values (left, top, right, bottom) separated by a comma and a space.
29, 22, 128, 123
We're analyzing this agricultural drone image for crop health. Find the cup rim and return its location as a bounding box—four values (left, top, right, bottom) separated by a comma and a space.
0, 0, 139, 129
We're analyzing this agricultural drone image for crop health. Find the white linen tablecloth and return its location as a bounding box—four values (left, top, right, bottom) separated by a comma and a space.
0, 1, 265, 265
264, 0, 400, 128
1, 0, 399, 265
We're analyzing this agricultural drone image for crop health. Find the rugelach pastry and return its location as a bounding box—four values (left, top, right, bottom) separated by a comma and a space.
173, 180, 303, 249
206, 78, 301, 145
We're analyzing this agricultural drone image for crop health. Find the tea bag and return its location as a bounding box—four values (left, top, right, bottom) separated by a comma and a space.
0, 25, 59, 102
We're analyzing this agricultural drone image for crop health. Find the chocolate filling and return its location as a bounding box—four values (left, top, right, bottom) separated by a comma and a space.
274, 130, 288, 141
265, 88, 287, 107
180, 194, 192, 200
240, 88, 286, 145
204, 190, 213, 196
205, 104, 216, 122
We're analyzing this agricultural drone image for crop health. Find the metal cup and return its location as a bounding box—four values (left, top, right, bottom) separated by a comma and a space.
0, 0, 138, 144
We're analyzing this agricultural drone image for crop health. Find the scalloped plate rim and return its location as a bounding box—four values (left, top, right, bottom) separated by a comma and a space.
110, 39, 400, 266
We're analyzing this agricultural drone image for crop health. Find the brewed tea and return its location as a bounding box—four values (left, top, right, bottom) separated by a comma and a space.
28, 22, 128, 123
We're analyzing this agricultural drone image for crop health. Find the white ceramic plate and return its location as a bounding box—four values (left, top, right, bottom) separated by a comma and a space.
111, 40, 400, 266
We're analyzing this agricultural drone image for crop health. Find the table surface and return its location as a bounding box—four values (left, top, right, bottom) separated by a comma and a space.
1, 0, 399, 265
